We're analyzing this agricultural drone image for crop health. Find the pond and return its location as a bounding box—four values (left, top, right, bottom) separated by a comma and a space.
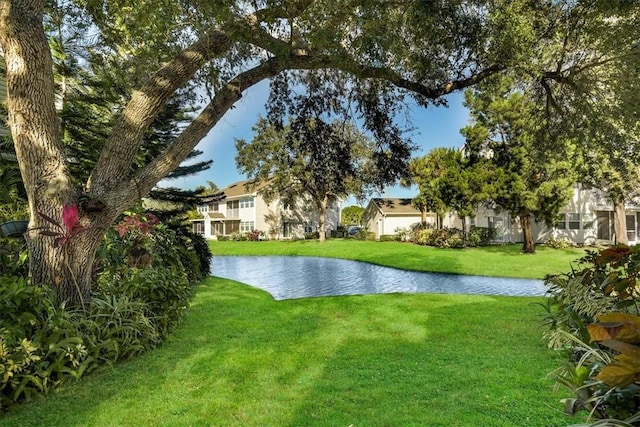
210, 256, 546, 301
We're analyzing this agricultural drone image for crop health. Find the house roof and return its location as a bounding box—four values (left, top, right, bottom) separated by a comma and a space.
219, 179, 269, 199
369, 198, 420, 216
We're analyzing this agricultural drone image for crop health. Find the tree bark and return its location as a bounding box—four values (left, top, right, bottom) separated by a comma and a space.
461, 216, 467, 246
318, 195, 328, 242
613, 197, 628, 245
520, 211, 536, 253
27, 224, 107, 308
421, 207, 427, 225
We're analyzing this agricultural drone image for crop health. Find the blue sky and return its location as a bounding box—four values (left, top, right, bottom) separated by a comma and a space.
166, 81, 471, 206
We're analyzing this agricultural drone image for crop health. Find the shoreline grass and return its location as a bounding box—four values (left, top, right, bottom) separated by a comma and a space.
0, 278, 579, 426
209, 239, 586, 279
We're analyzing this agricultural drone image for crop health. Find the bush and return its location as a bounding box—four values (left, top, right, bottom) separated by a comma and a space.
0, 237, 28, 277
544, 246, 640, 422
246, 229, 262, 241
217, 235, 229, 241
394, 227, 411, 242
546, 237, 574, 249
414, 228, 434, 245
467, 226, 496, 247
0, 276, 88, 409
97, 266, 193, 338
379, 234, 397, 242
77, 294, 160, 364
304, 231, 319, 240
1, 212, 208, 410
99, 215, 211, 284
413, 227, 464, 248
186, 231, 213, 279
353, 229, 375, 241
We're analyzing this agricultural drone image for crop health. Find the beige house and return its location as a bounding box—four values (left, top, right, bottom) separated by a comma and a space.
192, 179, 342, 239
363, 198, 455, 238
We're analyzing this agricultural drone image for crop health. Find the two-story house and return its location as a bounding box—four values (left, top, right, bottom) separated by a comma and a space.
192, 179, 342, 239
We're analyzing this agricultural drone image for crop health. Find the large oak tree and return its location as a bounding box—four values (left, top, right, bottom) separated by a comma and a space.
0, 0, 638, 305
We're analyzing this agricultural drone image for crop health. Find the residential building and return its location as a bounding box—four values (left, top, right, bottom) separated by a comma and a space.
364, 185, 639, 245
363, 198, 457, 238
192, 179, 342, 239
470, 184, 640, 246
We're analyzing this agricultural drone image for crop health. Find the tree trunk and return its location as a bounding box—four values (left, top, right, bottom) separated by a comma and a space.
520, 211, 535, 253
613, 197, 628, 245
26, 225, 106, 308
318, 195, 328, 242
421, 207, 427, 226
461, 216, 467, 246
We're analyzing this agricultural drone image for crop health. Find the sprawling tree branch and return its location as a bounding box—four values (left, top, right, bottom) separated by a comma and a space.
87, 29, 233, 195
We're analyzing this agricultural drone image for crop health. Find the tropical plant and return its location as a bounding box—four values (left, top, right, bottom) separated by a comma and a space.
97, 266, 193, 338
545, 246, 640, 423
0, 276, 88, 410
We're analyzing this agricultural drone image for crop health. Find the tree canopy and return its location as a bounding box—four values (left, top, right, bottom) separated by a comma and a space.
461, 77, 577, 253
236, 116, 397, 241
341, 205, 364, 226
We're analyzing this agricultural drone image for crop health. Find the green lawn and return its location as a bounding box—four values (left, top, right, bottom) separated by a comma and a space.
0, 277, 579, 426
209, 239, 587, 279
0, 241, 586, 426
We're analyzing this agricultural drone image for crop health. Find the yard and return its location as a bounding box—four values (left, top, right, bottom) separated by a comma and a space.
0, 242, 587, 426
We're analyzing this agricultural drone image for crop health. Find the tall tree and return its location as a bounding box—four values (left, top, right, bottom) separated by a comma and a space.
341, 205, 364, 226
408, 147, 492, 240
236, 116, 403, 241
0, 0, 637, 304
406, 148, 457, 228
461, 77, 577, 253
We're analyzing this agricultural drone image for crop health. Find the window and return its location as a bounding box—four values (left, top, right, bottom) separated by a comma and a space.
469, 217, 476, 227
240, 221, 255, 232
627, 214, 636, 242
555, 213, 582, 230
193, 221, 204, 235
208, 202, 218, 212
226, 200, 239, 217
304, 222, 314, 233
487, 216, 504, 240
240, 197, 254, 209
554, 214, 567, 230
197, 205, 207, 213
283, 222, 292, 238
568, 213, 581, 230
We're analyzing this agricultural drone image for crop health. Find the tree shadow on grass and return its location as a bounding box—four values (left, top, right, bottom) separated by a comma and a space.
0, 280, 576, 426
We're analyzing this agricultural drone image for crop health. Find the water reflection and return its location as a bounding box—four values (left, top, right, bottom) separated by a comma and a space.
211, 256, 546, 301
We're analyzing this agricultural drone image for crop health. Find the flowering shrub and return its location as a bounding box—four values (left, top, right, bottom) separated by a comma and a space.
114, 213, 160, 238
247, 229, 262, 241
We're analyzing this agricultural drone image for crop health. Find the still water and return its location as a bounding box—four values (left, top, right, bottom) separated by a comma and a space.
211, 256, 546, 301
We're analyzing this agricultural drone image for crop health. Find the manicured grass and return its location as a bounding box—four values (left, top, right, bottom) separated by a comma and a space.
209, 239, 587, 279
0, 277, 578, 426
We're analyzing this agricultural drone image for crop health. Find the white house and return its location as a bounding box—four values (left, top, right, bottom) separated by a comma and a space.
470, 184, 640, 246
192, 179, 342, 239
363, 185, 640, 246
